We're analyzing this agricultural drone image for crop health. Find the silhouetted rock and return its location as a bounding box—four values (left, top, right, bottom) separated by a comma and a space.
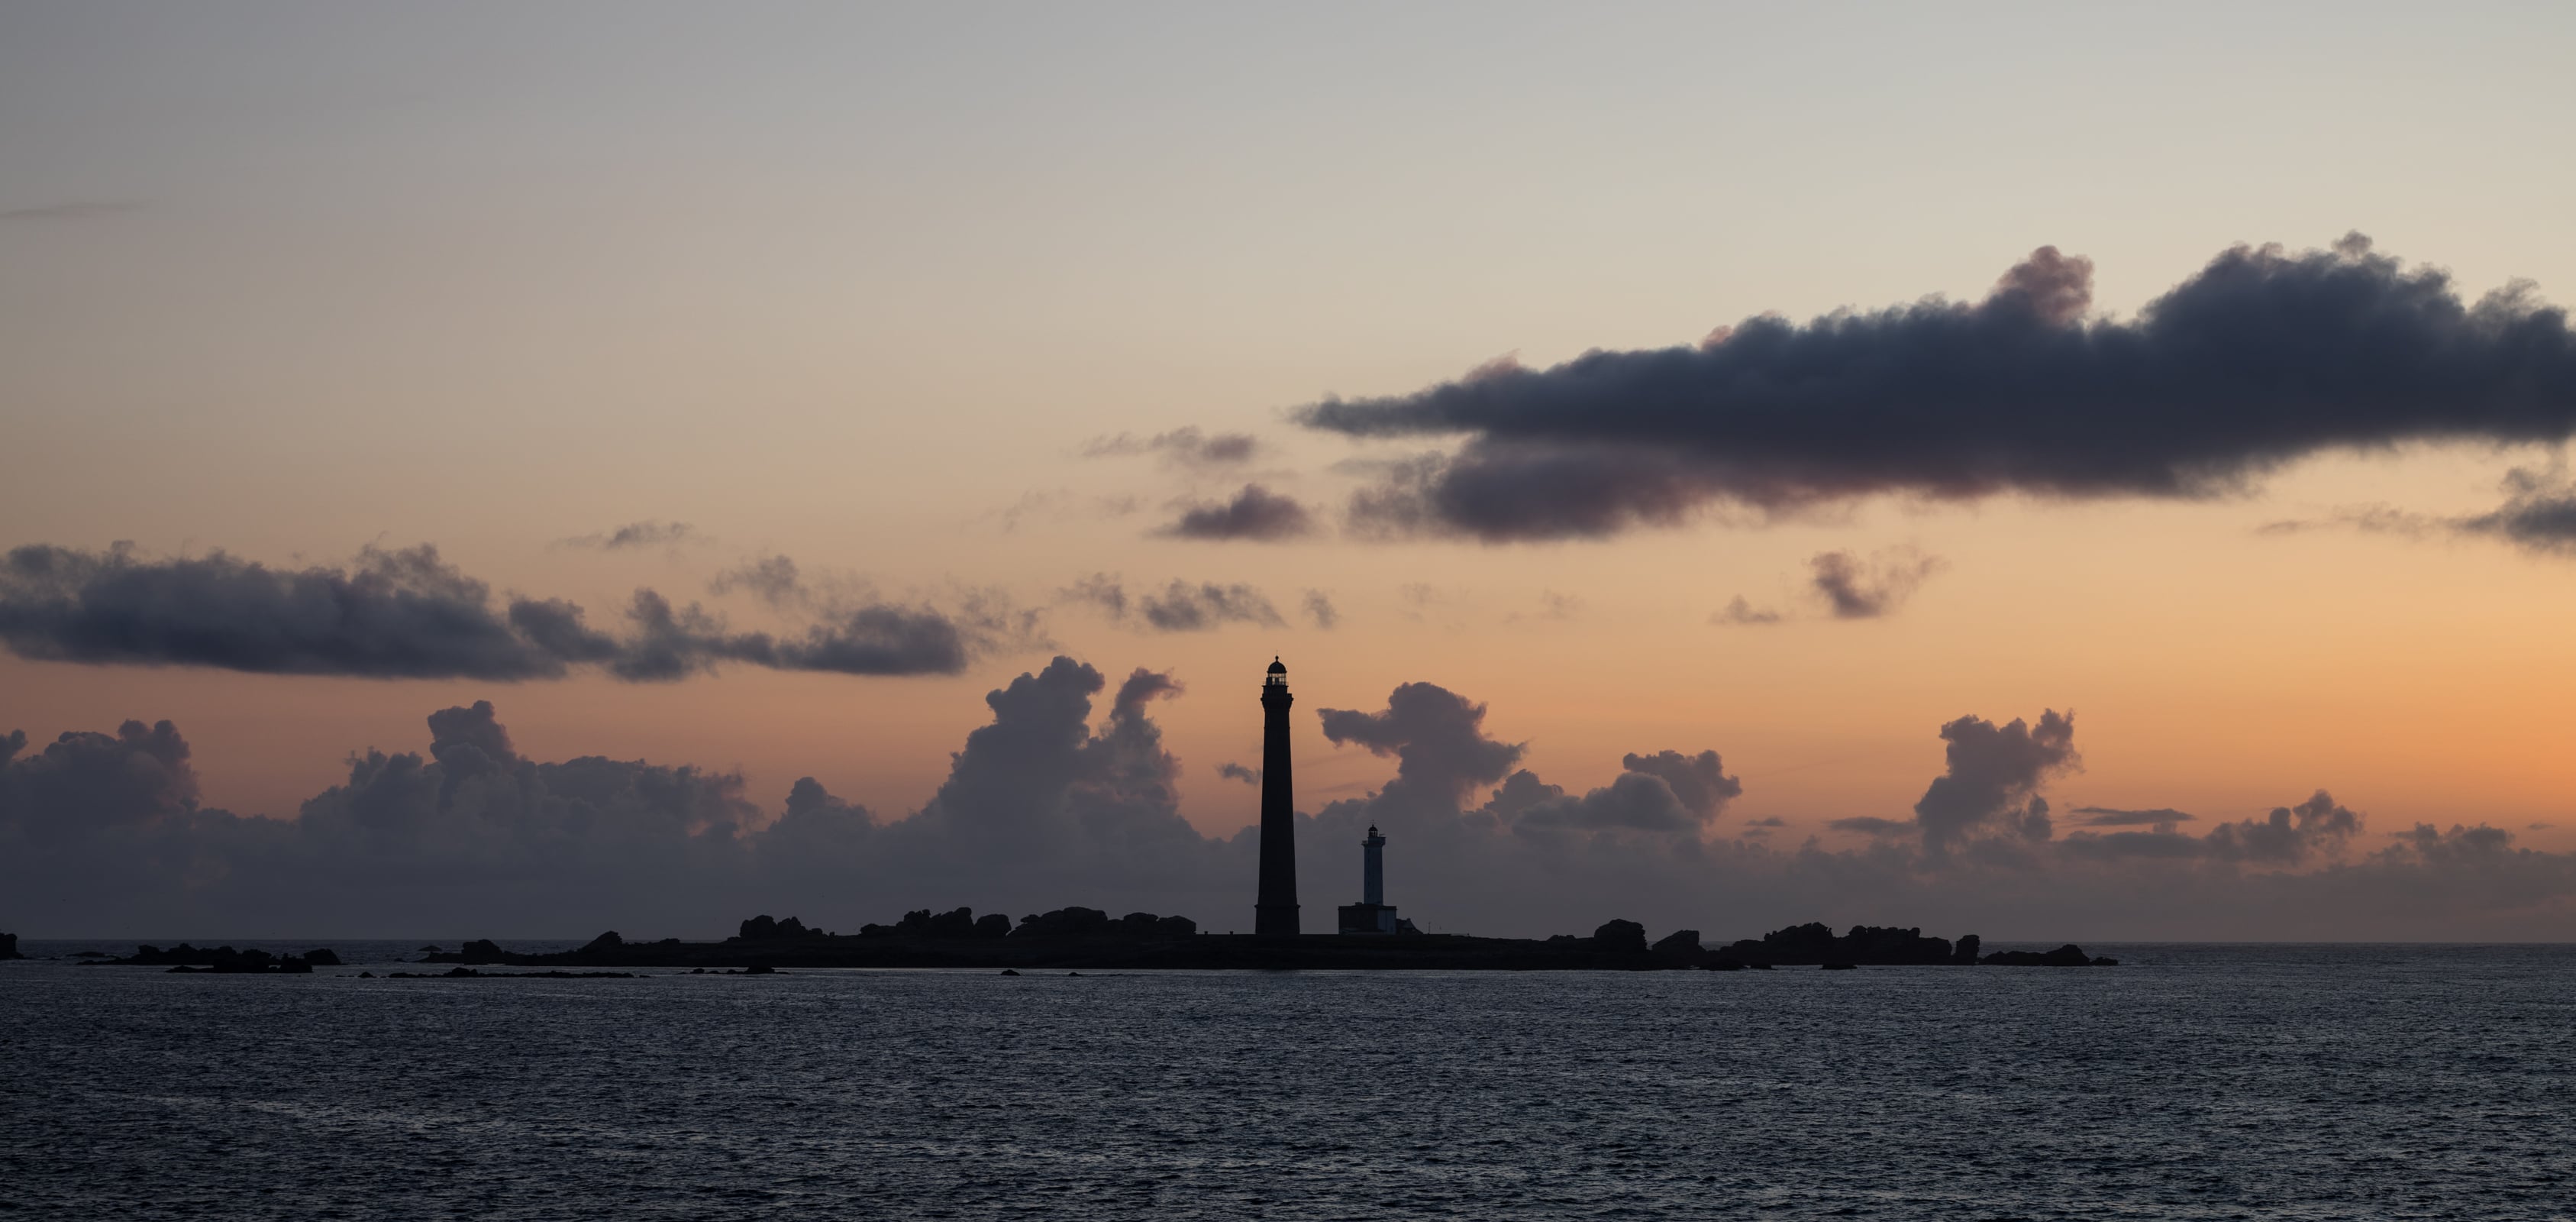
1650, 929, 1706, 965
1592, 919, 1649, 954
741, 964, 776, 975
737, 916, 824, 941
1156, 914, 1196, 937
1980, 944, 2104, 966
1012, 907, 1113, 937
1707, 958, 1746, 971
580, 932, 625, 955
359, 971, 375, 978
1, 933, 21, 960
1821, 962, 1857, 971
303, 949, 342, 966
2092, 955, 2119, 966
999, 968, 1020, 976
388, 967, 637, 979
99, 943, 324, 972
973, 913, 1012, 938
925, 907, 978, 937
1719, 923, 1959, 966
1953, 934, 1982, 965
456, 939, 507, 964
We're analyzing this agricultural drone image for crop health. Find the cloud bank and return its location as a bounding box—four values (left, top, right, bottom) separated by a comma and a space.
1300, 235, 2576, 540
6, 666, 2571, 940
0, 543, 1018, 682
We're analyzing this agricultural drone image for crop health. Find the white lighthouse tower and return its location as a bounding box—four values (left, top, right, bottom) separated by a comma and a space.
1338, 824, 1416, 934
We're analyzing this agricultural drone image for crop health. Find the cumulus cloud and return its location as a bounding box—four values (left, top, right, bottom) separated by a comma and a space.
1081, 427, 1259, 467
1157, 485, 1317, 541
556, 521, 695, 551
1065, 574, 1286, 632
0, 543, 1020, 683
8, 671, 2576, 940
1301, 235, 2576, 540
1913, 710, 2080, 854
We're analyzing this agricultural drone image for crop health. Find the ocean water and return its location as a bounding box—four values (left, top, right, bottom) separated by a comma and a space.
5, 942, 2571, 1220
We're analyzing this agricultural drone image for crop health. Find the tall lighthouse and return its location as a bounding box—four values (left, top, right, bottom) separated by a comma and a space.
1254, 656, 1300, 939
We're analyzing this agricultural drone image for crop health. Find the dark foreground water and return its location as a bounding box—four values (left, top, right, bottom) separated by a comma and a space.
5, 943, 2572, 1220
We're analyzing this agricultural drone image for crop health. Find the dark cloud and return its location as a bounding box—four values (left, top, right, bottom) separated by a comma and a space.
1302, 590, 1339, 630
1081, 427, 1259, 467
1809, 548, 1943, 619
557, 521, 695, 551
1157, 485, 1316, 541
1065, 575, 1286, 632
610, 590, 977, 681
1217, 761, 1261, 785
1913, 710, 2079, 854
2071, 806, 2197, 827
1302, 236, 2576, 540
0, 543, 577, 680
0, 543, 1014, 684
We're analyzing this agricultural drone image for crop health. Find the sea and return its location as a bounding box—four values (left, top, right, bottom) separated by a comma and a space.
5, 941, 2571, 1220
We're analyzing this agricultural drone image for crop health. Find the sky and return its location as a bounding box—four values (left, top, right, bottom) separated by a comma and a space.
6, 2, 2576, 939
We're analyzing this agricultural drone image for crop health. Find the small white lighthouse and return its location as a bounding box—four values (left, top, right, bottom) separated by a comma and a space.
1338, 824, 1416, 935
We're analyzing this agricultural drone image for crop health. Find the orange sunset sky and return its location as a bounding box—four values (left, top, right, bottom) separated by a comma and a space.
7, 3, 2576, 938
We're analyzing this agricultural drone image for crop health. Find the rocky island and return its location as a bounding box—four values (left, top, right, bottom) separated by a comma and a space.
416, 910, 2116, 972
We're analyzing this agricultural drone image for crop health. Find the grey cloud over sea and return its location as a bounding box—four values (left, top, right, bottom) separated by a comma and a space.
7, 666, 2573, 941
0, 543, 1018, 682
1300, 236, 2576, 541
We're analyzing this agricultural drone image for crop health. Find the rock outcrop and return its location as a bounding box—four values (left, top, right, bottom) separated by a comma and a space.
1980, 944, 2117, 966
1716, 923, 1963, 966
93, 944, 331, 973
1592, 919, 1650, 954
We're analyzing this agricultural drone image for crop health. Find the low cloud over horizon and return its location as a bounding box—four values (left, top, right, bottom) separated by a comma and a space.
1299, 235, 2576, 541
0, 542, 1031, 682
5, 661, 2568, 942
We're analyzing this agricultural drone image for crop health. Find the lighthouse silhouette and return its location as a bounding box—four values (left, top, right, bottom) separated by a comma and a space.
1254, 656, 1300, 939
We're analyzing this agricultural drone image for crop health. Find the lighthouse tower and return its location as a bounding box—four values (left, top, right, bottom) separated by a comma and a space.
1339, 825, 1411, 934
1254, 657, 1300, 939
